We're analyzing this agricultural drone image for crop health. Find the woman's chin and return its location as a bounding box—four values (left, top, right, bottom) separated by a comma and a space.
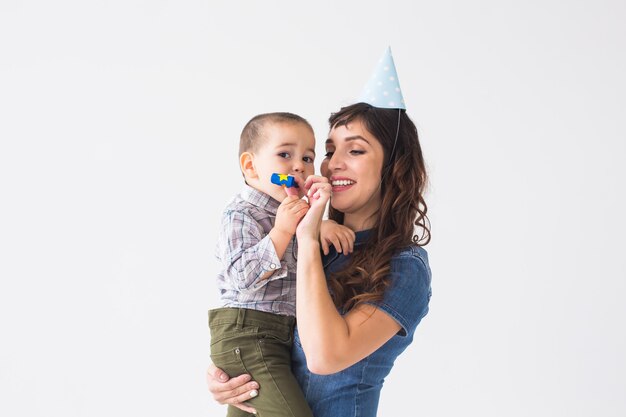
330, 200, 350, 213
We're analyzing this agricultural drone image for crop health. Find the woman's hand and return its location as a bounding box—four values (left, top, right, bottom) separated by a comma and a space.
206, 363, 259, 414
296, 175, 332, 242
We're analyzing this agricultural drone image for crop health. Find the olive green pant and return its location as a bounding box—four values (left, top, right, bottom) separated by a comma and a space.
208, 307, 313, 417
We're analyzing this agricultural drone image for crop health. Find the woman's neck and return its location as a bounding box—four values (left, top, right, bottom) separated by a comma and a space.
343, 212, 376, 232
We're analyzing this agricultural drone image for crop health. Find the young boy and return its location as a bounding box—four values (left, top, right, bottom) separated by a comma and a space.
209, 112, 353, 417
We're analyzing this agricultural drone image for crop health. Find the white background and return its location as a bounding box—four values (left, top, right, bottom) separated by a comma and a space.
1, 1, 625, 416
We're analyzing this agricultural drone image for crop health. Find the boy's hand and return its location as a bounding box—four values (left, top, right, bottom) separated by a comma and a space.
274, 195, 309, 237
320, 219, 356, 255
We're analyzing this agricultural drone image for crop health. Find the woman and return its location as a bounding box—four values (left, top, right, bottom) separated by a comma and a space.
207, 101, 432, 416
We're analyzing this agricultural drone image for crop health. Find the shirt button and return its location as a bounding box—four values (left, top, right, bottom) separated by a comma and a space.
270, 263, 277, 269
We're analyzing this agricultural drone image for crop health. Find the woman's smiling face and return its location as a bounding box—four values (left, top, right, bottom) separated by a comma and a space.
321, 119, 385, 230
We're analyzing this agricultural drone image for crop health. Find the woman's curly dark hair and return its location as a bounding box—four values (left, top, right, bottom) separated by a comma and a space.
326, 102, 430, 312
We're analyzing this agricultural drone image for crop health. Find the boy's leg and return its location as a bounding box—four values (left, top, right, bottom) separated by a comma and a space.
237, 331, 312, 417
226, 406, 254, 417
209, 308, 313, 417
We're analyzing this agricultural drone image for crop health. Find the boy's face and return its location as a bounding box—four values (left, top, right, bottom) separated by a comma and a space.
243, 122, 316, 202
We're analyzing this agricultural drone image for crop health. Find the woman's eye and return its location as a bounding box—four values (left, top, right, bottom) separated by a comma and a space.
278, 152, 290, 158
303, 156, 314, 163
324, 151, 334, 158
350, 150, 365, 155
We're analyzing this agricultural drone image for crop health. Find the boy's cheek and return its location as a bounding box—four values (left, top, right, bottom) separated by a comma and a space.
320, 161, 330, 179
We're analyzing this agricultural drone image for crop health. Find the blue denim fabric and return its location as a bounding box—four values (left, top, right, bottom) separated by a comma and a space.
292, 230, 432, 417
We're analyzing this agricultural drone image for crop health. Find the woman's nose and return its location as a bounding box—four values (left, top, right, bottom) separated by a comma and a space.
327, 153, 344, 171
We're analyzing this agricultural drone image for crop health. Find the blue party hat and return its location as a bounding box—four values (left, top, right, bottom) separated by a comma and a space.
358, 47, 406, 109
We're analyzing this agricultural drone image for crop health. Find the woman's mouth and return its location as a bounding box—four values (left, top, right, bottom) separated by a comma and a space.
331, 178, 356, 192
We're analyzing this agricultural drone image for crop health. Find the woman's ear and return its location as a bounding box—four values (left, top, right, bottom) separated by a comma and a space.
240, 152, 257, 180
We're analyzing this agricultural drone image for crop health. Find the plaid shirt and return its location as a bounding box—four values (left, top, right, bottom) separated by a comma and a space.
215, 185, 297, 316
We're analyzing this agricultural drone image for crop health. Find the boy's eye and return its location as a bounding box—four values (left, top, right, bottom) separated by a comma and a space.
303, 156, 314, 163
278, 152, 290, 158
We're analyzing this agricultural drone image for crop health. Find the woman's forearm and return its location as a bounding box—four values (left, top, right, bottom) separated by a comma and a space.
294, 177, 399, 374
296, 236, 350, 374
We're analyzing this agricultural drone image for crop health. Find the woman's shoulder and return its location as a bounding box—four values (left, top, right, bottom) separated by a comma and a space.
375, 244, 432, 337
388, 244, 432, 292
392, 244, 430, 270
388, 244, 432, 294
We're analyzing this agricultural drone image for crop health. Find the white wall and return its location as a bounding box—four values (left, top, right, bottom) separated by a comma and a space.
1, 1, 625, 416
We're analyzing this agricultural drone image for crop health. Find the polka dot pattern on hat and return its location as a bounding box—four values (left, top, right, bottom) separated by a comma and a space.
357, 46, 406, 110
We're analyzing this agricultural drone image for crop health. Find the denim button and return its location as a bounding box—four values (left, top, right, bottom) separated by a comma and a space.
235, 348, 240, 354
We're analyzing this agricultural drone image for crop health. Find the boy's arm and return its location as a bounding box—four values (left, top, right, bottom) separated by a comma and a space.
262, 195, 310, 279
218, 210, 288, 294
218, 196, 309, 291
264, 228, 292, 279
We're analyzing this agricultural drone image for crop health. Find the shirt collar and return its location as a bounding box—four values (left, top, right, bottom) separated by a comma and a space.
354, 229, 373, 247
240, 184, 281, 214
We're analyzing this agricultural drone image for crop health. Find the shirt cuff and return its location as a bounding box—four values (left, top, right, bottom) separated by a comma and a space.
248, 234, 288, 291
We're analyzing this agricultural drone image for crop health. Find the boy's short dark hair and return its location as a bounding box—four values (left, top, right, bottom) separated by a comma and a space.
239, 112, 313, 155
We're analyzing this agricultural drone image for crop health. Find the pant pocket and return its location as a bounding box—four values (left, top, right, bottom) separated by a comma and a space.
210, 346, 250, 379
